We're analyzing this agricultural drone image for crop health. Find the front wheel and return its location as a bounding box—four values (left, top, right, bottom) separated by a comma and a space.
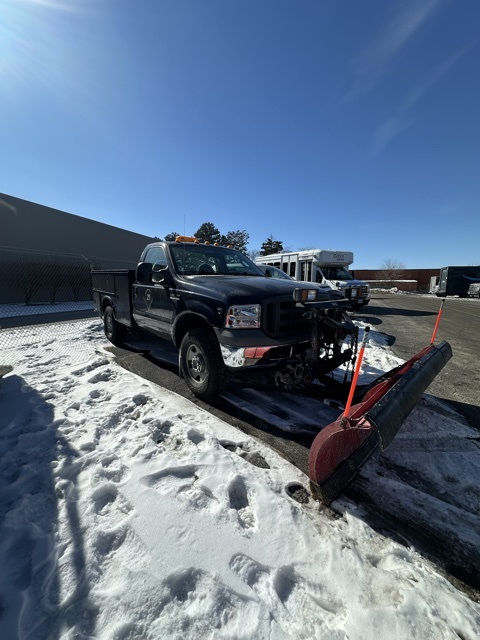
180, 328, 228, 401
103, 306, 125, 346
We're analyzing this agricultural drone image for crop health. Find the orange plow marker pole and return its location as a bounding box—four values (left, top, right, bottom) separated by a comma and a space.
341, 326, 370, 426
430, 299, 445, 345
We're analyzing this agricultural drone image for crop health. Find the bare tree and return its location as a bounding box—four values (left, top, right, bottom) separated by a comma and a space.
378, 259, 407, 288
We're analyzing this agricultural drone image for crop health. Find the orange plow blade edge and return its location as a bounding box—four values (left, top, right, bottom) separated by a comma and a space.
308, 340, 453, 505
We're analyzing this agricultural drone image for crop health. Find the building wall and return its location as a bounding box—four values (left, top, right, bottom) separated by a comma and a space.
1, 193, 154, 268
0, 193, 156, 305
354, 268, 440, 292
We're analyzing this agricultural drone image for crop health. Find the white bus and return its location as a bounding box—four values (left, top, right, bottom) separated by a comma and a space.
256, 249, 370, 310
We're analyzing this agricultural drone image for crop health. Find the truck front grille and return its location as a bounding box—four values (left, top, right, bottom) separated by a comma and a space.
262, 297, 311, 339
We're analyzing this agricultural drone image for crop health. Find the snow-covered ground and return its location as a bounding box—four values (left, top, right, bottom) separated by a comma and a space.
0, 319, 479, 639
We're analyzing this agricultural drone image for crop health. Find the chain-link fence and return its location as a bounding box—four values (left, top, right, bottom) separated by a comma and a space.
0, 246, 137, 357
1, 247, 93, 307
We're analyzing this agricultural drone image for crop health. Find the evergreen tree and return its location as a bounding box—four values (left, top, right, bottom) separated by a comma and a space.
194, 222, 222, 244
163, 232, 179, 241
260, 236, 284, 256
221, 230, 249, 253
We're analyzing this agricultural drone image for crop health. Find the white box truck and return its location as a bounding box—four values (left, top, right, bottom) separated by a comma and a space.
256, 249, 370, 310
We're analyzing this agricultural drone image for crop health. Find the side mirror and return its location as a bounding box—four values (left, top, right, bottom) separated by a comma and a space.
152, 262, 169, 284
136, 262, 153, 285
264, 268, 273, 277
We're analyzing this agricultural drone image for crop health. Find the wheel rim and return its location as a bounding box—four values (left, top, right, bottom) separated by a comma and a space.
186, 343, 207, 385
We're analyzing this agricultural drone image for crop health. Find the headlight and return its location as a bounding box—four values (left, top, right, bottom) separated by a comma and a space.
292, 288, 320, 302
225, 304, 261, 329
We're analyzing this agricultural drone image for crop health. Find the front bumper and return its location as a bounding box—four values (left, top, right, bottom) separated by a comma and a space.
214, 327, 311, 368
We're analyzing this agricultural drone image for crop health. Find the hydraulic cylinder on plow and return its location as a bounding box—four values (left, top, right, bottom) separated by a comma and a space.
306, 300, 452, 505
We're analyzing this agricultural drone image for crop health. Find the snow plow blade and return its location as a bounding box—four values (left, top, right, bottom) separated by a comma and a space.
309, 340, 453, 505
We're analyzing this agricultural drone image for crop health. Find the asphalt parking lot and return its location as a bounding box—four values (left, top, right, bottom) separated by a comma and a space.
352, 293, 480, 430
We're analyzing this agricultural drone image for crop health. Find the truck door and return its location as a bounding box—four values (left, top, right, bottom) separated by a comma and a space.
133, 246, 176, 337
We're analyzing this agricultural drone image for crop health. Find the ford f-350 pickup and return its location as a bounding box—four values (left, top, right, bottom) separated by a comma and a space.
92, 237, 354, 401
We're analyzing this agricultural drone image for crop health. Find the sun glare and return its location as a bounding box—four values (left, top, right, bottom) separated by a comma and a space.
0, 0, 95, 102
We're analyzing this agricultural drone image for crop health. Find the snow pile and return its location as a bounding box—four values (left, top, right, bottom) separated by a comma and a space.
0, 320, 479, 639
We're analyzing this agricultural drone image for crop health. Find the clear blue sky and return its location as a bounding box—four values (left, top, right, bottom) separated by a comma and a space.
1, 0, 479, 269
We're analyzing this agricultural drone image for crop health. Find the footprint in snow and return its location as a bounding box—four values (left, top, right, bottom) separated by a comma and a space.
220, 440, 270, 469
86, 388, 111, 403
285, 482, 310, 504
88, 368, 115, 384
141, 465, 217, 511
73, 358, 110, 376
91, 482, 133, 531
187, 428, 205, 445
132, 393, 149, 406
94, 459, 129, 484
91, 482, 119, 515
229, 553, 345, 631
227, 476, 255, 530
91, 522, 150, 574
160, 567, 241, 628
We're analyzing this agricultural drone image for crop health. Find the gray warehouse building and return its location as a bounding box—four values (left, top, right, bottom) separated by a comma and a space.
1, 193, 155, 305
1, 193, 154, 266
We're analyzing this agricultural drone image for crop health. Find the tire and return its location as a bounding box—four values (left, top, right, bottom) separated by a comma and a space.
103, 306, 125, 346
180, 328, 228, 401
350, 301, 368, 312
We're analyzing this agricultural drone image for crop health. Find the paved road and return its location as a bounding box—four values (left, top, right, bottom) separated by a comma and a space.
352, 293, 480, 430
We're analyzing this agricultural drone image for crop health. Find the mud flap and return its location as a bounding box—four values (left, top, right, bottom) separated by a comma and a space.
309, 340, 453, 505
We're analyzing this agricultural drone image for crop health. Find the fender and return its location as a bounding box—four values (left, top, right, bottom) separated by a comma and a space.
172, 306, 222, 347
100, 294, 115, 314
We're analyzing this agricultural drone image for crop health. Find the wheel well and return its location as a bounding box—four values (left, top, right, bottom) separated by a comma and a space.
101, 297, 114, 314
173, 313, 212, 348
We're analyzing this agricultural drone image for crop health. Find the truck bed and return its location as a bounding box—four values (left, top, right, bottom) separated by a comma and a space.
92, 269, 136, 327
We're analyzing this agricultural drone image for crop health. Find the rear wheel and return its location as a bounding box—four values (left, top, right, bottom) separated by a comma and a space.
180, 328, 228, 400
103, 306, 125, 346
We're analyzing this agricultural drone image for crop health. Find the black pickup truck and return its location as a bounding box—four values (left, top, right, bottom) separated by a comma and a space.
92, 238, 355, 401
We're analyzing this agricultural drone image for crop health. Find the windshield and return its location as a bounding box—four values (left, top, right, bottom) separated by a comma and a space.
258, 264, 293, 280
170, 244, 263, 276
323, 266, 353, 281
